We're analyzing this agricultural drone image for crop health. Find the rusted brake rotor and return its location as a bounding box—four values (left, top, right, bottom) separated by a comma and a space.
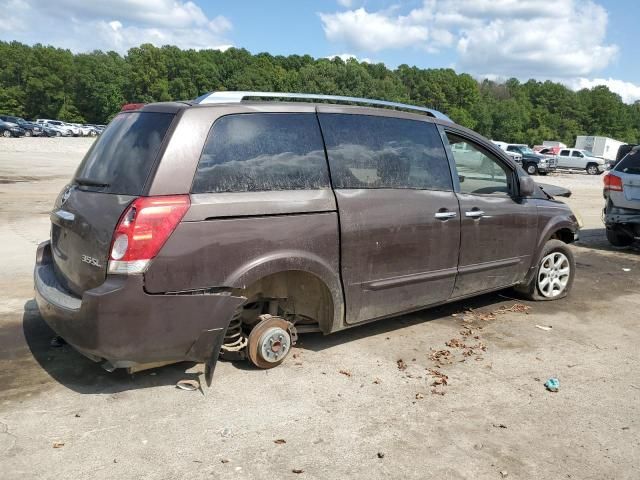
247, 314, 297, 369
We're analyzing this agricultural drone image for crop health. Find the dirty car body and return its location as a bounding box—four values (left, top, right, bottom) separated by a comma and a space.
34, 92, 580, 379
603, 147, 640, 246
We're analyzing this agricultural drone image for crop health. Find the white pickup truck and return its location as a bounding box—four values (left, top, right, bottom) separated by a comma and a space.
555, 148, 607, 175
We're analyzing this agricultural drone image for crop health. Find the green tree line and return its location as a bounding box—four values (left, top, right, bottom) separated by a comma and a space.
1, 40, 639, 145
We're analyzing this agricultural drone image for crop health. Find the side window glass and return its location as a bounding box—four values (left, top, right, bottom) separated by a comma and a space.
192, 113, 330, 193
446, 132, 510, 196
572, 151, 582, 157
560, 150, 569, 156
318, 114, 452, 191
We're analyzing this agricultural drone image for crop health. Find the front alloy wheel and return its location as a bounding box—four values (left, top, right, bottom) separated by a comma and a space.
537, 252, 571, 298
586, 164, 599, 175
525, 163, 538, 175
514, 239, 575, 301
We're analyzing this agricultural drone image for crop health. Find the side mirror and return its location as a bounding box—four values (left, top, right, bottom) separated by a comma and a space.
519, 175, 535, 197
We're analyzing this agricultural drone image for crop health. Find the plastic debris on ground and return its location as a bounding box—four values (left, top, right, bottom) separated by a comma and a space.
544, 378, 560, 392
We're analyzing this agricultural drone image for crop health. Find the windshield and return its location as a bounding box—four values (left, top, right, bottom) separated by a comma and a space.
520, 146, 535, 154
74, 112, 174, 195
581, 150, 594, 157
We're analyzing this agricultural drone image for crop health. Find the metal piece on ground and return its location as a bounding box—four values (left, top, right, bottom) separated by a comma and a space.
176, 379, 200, 391
247, 315, 297, 369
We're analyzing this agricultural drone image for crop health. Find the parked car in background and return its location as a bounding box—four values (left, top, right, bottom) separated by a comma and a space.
603, 146, 640, 246
612, 144, 638, 168
34, 91, 579, 382
0, 115, 43, 137
493, 142, 556, 175
556, 148, 606, 175
82, 124, 101, 136
538, 146, 561, 158
36, 119, 73, 136
38, 124, 62, 137
0, 119, 26, 137
70, 123, 97, 136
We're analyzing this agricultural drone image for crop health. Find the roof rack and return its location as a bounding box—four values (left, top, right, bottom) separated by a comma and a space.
193, 91, 452, 121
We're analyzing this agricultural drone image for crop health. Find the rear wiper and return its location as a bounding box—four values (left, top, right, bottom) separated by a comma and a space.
75, 177, 110, 188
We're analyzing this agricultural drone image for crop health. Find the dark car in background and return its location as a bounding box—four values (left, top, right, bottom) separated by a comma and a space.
0, 119, 26, 137
34, 92, 579, 383
603, 146, 640, 246
0, 115, 42, 137
505, 144, 557, 175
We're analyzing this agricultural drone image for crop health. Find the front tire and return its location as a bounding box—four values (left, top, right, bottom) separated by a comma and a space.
514, 239, 575, 301
586, 163, 600, 175
24, 130, 32, 137
606, 227, 634, 247
525, 163, 538, 175
2, 130, 11, 138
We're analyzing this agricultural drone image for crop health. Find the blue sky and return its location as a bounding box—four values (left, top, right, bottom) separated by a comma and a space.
1, 0, 639, 102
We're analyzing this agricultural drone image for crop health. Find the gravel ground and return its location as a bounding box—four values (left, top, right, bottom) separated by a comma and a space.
0, 139, 638, 479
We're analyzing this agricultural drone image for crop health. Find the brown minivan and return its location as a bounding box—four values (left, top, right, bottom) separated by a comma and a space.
34, 92, 579, 382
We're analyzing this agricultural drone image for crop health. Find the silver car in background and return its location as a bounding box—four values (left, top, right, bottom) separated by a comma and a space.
603, 146, 640, 246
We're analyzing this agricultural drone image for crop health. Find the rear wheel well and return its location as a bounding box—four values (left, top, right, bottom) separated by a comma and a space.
549, 228, 574, 244
232, 271, 334, 334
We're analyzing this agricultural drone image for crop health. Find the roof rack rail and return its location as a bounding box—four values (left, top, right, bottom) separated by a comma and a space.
193, 91, 452, 121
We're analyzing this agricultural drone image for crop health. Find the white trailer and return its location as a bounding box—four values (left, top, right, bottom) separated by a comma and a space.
574, 136, 625, 162
543, 141, 567, 148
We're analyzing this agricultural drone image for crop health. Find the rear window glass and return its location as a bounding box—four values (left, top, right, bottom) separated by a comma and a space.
615, 149, 640, 174
318, 114, 452, 190
192, 113, 330, 193
74, 112, 174, 195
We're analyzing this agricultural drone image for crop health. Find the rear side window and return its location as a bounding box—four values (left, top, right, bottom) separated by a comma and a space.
318, 114, 452, 190
615, 149, 640, 174
192, 113, 329, 193
75, 112, 174, 195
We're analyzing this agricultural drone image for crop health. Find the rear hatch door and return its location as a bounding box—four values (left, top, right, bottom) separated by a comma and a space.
50, 111, 175, 295
614, 150, 640, 206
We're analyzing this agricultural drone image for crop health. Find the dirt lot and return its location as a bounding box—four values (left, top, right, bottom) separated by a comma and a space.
1, 138, 639, 479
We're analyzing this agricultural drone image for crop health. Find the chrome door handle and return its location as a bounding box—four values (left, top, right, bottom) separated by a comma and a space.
465, 210, 485, 218
435, 211, 457, 219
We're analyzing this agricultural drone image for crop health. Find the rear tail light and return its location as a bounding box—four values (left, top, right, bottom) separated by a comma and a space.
603, 173, 623, 192
108, 195, 190, 274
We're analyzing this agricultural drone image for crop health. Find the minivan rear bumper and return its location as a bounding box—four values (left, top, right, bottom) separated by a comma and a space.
34, 241, 246, 369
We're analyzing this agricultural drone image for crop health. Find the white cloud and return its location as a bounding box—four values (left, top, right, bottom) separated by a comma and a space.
0, 0, 232, 52
453, 1, 617, 78
336, 0, 354, 7
326, 53, 372, 63
319, 0, 619, 79
319, 8, 429, 52
568, 78, 640, 104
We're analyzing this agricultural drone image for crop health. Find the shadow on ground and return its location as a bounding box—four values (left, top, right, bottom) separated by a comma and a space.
14, 299, 200, 397
576, 227, 640, 254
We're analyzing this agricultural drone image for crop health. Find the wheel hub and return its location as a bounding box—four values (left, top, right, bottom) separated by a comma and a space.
247, 315, 297, 369
259, 327, 290, 363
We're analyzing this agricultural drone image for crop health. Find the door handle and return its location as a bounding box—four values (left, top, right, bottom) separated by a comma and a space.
465, 210, 485, 218
435, 211, 457, 220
